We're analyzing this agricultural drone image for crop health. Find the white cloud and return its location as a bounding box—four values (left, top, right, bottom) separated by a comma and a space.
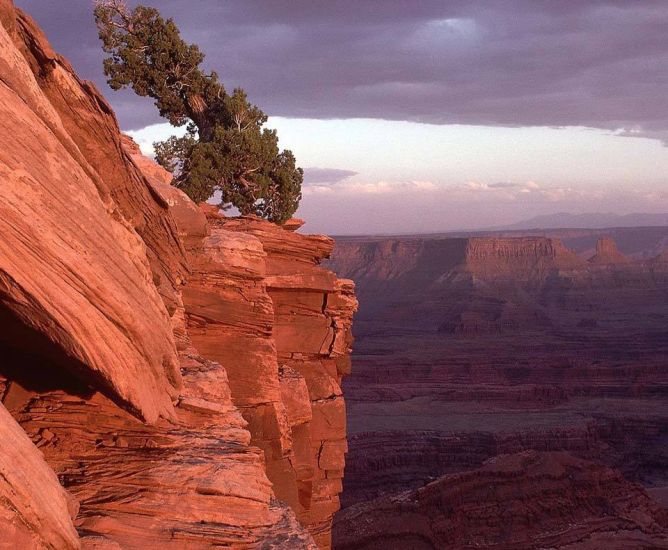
126, 123, 188, 156
302, 179, 438, 196
300, 177, 658, 210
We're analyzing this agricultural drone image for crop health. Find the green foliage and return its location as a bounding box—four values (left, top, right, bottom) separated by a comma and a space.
94, 0, 301, 223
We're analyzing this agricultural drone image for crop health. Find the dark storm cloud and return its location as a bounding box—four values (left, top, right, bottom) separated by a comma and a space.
14, 0, 668, 136
303, 167, 357, 185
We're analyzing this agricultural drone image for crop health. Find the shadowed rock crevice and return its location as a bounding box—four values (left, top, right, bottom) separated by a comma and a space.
0, 303, 99, 399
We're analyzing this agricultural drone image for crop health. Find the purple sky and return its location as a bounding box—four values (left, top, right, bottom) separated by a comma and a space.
14, 0, 668, 233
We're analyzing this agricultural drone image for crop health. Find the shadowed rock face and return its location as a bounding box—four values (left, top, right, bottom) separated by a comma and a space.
327, 234, 668, 545
0, 2, 356, 548
329, 235, 668, 337
333, 451, 668, 549
329, 235, 668, 336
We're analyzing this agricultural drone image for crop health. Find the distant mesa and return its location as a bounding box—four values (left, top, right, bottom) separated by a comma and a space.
589, 236, 631, 265
463, 236, 585, 277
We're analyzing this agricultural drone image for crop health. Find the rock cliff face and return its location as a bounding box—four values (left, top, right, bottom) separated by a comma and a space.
205, 215, 356, 548
330, 234, 668, 335
140, 188, 357, 547
333, 236, 585, 291
334, 451, 668, 549
124, 138, 357, 548
0, 3, 355, 548
0, 1, 183, 425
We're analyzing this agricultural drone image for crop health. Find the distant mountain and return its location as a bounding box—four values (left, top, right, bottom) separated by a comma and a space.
496, 212, 668, 230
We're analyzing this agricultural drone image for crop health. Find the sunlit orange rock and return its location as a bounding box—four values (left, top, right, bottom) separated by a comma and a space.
125, 124, 357, 550
0, 2, 181, 424
0, 1, 355, 547
0, 402, 79, 549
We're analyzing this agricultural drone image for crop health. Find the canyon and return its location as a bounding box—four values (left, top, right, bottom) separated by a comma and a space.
329, 232, 668, 547
0, 1, 666, 548
0, 2, 355, 548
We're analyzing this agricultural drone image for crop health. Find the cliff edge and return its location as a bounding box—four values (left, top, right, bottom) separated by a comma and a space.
0, 2, 356, 548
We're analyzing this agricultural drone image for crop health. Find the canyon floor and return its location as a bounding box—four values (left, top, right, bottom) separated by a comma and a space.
328, 229, 668, 548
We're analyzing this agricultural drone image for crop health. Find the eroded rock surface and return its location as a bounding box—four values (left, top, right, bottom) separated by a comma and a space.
0, 2, 355, 548
334, 451, 668, 549
0, 4, 182, 424
328, 233, 668, 544
126, 140, 357, 548
589, 236, 631, 265
0, 402, 79, 549
147, 197, 358, 548
216, 217, 357, 547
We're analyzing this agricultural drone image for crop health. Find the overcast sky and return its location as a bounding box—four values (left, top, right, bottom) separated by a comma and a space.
15, 0, 668, 234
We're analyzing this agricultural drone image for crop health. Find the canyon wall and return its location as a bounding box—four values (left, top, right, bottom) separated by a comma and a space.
0, 3, 355, 548
331, 234, 668, 334
141, 167, 357, 547
328, 234, 668, 546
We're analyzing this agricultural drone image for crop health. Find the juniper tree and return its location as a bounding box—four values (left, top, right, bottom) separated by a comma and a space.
94, 0, 302, 223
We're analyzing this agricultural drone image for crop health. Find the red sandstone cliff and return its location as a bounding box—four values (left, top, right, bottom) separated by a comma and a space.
0, 2, 356, 548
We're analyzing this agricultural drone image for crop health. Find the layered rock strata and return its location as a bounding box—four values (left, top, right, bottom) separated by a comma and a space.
0, 2, 355, 548
0, 402, 79, 549
333, 451, 668, 549
213, 216, 357, 547
328, 233, 668, 545
589, 236, 631, 265
125, 141, 357, 548
0, 2, 182, 424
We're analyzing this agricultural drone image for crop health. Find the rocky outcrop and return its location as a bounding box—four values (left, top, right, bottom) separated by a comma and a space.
329, 234, 668, 335
12, 9, 187, 309
150, 199, 356, 548
334, 451, 668, 550
589, 236, 631, 265
463, 236, 585, 278
215, 216, 356, 547
482, 225, 668, 260
125, 139, 357, 548
0, 4, 183, 424
3, 348, 317, 549
331, 236, 585, 291
0, 2, 355, 548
